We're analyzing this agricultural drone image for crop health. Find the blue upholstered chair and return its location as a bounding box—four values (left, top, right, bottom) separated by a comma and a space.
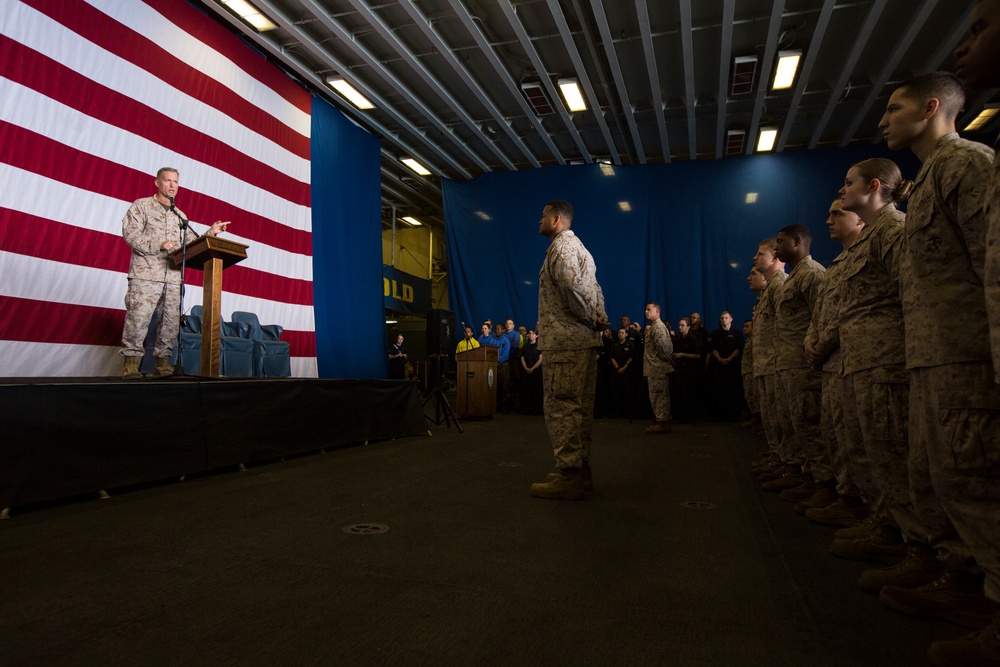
231, 311, 292, 378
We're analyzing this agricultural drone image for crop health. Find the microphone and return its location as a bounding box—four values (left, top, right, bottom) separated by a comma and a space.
168, 196, 175, 208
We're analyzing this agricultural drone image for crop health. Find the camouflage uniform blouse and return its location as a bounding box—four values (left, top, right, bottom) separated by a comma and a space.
751, 270, 787, 378
984, 135, 1000, 378
900, 133, 995, 369
122, 196, 198, 285
643, 318, 674, 376
537, 230, 606, 351
774, 256, 825, 372
837, 203, 906, 375
805, 249, 849, 373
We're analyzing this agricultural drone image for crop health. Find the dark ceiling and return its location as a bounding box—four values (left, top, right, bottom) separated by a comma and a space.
200, 0, 999, 229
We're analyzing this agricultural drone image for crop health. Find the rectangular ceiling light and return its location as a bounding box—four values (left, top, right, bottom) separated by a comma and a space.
756, 127, 778, 152
326, 77, 374, 110
558, 78, 587, 112
772, 50, 801, 90
521, 81, 554, 115
220, 0, 277, 31
731, 56, 757, 95
401, 216, 423, 226
401, 158, 432, 176
964, 105, 1000, 132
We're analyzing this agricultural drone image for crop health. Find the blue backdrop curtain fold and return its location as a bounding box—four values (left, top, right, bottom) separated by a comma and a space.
311, 96, 386, 378
444, 144, 919, 334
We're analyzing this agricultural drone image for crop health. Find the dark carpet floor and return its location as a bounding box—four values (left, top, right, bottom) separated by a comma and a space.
0, 414, 966, 666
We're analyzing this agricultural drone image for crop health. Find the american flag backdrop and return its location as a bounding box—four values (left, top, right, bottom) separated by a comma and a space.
0, 0, 318, 377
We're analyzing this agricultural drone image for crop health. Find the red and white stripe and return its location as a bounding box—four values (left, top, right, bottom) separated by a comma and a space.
0, 0, 317, 377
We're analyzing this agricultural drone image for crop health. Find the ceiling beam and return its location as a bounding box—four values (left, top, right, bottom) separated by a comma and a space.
713, 0, 735, 160
294, 0, 487, 175
808, 0, 889, 149
590, 0, 646, 163
492, 1, 587, 163
390, 0, 547, 170
776, 0, 835, 152
745, 0, 786, 156
840, 0, 939, 146
545, 0, 620, 164
678, 0, 697, 160
342, 0, 521, 171
636, 0, 670, 162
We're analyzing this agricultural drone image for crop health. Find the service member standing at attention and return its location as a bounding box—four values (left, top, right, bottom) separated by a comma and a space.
767, 225, 831, 503
121, 167, 230, 379
530, 200, 609, 500
643, 302, 674, 434
877, 71, 1000, 661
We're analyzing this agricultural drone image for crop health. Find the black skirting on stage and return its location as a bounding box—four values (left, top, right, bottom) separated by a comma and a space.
1, 377, 427, 513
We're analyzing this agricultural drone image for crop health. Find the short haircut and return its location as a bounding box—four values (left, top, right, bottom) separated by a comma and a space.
156, 167, 179, 179
758, 238, 778, 254
898, 71, 965, 120
545, 199, 574, 221
778, 224, 813, 244
647, 302, 661, 311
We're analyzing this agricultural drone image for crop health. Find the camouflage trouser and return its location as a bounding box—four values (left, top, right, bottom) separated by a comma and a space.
542, 349, 597, 470
121, 278, 179, 359
757, 375, 785, 456
776, 368, 831, 482
911, 362, 999, 595
743, 371, 759, 415
843, 366, 952, 552
646, 373, 672, 422
821, 370, 859, 497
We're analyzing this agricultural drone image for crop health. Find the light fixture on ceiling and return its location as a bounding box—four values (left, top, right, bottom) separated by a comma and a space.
558, 78, 587, 112
400, 216, 423, 226
731, 56, 758, 95
964, 104, 1000, 132
745, 192, 758, 204
326, 77, 374, 110
772, 50, 801, 90
400, 158, 432, 176
726, 130, 746, 156
521, 81, 554, 116
599, 163, 615, 177
618, 201, 632, 212
219, 0, 277, 32
756, 127, 778, 152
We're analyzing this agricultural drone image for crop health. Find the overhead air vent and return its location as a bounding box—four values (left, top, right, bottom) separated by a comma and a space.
726, 129, 746, 156
521, 81, 554, 116
731, 56, 758, 96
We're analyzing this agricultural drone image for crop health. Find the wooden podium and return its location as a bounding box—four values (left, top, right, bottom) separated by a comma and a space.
170, 235, 249, 377
455, 346, 498, 417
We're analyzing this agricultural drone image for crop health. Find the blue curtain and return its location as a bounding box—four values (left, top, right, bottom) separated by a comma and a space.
444, 144, 920, 332
311, 97, 387, 378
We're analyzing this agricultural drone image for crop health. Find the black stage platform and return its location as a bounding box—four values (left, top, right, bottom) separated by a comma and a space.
1, 377, 428, 516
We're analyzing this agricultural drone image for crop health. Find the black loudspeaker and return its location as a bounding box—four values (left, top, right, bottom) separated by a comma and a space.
426, 309, 457, 355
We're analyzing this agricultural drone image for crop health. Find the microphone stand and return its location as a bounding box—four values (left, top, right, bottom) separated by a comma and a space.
169, 197, 192, 376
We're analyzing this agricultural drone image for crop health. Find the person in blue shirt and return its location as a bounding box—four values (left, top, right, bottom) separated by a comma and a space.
483, 323, 511, 412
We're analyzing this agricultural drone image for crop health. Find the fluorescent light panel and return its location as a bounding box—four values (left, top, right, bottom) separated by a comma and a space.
964, 105, 1000, 132
757, 127, 778, 152
772, 50, 801, 90
326, 77, 374, 110
558, 78, 587, 112
220, 0, 277, 31
401, 216, 423, 226
401, 158, 432, 176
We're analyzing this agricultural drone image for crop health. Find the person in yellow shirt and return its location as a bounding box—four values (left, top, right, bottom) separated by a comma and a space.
455, 325, 480, 353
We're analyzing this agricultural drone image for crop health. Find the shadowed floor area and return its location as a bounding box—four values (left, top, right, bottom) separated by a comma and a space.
1, 415, 963, 665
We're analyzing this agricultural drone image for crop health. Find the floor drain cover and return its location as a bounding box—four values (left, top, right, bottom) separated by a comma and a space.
341, 523, 389, 535
680, 501, 717, 510
498, 462, 521, 467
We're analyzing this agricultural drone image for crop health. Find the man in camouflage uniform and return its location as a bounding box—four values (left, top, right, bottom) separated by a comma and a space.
751, 240, 788, 476
930, 6, 1000, 662
643, 302, 674, 434
740, 318, 758, 428
767, 224, 831, 504
802, 200, 867, 524
874, 73, 1000, 638
530, 200, 609, 500
121, 168, 229, 378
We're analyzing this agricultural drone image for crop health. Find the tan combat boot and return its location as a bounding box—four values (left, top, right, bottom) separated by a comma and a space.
154, 357, 174, 377
122, 356, 141, 379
